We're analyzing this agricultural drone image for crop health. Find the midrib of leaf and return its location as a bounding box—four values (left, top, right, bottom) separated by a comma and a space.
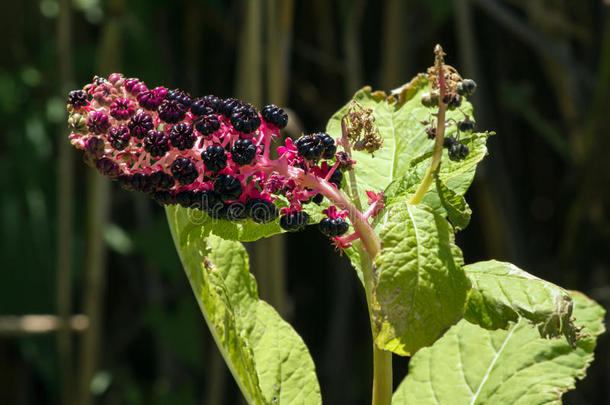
404, 204, 422, 324
389, 116, 397, 184
468, 324, 517, 405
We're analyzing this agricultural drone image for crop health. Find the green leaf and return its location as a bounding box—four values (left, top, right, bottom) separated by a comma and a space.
166, 206, 321, 405
392, 291, 606, 405
435, 177, 471, 230
373, 203, 471, 356
464, 260, 579, 344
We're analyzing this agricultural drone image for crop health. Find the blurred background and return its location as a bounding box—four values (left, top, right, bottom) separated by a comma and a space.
1, 0, 609, 404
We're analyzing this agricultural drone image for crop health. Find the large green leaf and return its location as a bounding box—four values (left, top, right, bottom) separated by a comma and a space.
464, 260, 579, 344
166, 206, 321, 405
373, 202, 471, 356
392, 291, 605, 405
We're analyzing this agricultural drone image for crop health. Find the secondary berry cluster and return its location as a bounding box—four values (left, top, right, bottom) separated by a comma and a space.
67, 73, 360, 240
420, 75, 477, 162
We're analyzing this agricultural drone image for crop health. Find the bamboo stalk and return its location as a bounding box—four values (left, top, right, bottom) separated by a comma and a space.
78, 2, 122, 403
56, 0, 75, 403
235, 0, 289, 318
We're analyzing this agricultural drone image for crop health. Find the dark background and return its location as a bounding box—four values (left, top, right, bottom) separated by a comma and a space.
1, 0, 609, 404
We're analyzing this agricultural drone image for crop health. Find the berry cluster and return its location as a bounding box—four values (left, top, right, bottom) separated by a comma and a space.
420, 76, 478, 162
67, 73, 367, 241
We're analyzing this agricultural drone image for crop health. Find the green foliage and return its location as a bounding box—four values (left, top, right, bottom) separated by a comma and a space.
166, 206, 321, 405
464, 260, 578, 344
392, 291, 606, 405
374, 203, 470, 356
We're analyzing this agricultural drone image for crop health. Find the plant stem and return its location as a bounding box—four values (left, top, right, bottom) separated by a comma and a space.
372, 347, 393, 405
410, 46, 448, 205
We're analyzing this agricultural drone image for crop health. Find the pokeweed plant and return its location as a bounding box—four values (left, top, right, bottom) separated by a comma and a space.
66, 46, 605, 405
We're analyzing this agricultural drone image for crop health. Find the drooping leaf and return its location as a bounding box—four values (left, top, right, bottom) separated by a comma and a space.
373, 202, 471, 356
392, 291, 605, 405
464, 260, 578, 344
435, 177, 471, 230
166, 206, 321, 405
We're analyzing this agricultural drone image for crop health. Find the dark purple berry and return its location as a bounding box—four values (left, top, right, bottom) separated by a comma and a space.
128, 112, 154, 139
261, 104, 288, 129
137, 87, 167, 110
190, 99, 213, 117
87, 111, 111, 134
456, 79, 476, 97
143, 130, 170, 157
131, 173, 153, 193
117, 174, 134, 191
319, 133, 336, 159
96, 157, 120, 178
195, 114, 220, 136
295, 134, 325, 161
443, 136, 456, 148
169, 122, 196, 150
318, 217, 349, 237
149, 170, 174, 190
214, 174, 243, 202
280, 211, 309, 232
191, 95, 221, 116
194, 189, 224, 215
448, 142, 469, 161
175, 190, 196, 208
152, 190, 176, 206
312, 194, 324, 205
68, 90, 88, 108
85, 137, 105, 159
109, 97, 136, 120
165, 88, 192, 107
329, 170, 342, 189
246, 198, 278, 223
158, 100, 186, 124
443, 93, 462, 110
124, 78, 146, 95
171, 157, 199, 185
457, 117, 476, 132
202, 145, 227, 172
107, 124, 131, 150
219, 97, 243, 118
230, 139, 257, 165
230, 104, 261, 133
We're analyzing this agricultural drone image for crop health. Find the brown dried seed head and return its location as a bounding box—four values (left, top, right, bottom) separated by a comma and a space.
342, 100, 383, 155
